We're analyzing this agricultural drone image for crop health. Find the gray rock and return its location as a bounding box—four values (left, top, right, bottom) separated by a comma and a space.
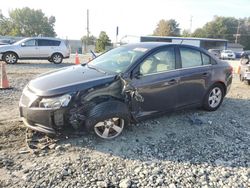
119, 178, 131, 188
97, 181, 108, 187
62, 169, 69, 176
169, 183, 176, 188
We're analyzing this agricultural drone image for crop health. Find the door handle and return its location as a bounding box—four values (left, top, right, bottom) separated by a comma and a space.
202, 72, 209, 77
163, 79, 178, 86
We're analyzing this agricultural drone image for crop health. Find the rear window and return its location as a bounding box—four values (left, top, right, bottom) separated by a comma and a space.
38, 39, 61, 46
201, 53, 211, 65
180, 47, 202, 68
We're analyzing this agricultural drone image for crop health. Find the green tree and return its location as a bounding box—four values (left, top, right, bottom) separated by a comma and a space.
153, 19, 180, 36
81, 35, 96, 45
95, 31, 111, 52
0, 10, 14, 36
192, 16, 238, 41
182, 29, 191, 37
238, 18, 250, 50
191, 16, 250, 49
0, 7, 56, 37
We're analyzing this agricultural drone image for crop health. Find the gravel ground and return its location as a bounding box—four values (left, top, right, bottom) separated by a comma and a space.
0, 59, 249, 188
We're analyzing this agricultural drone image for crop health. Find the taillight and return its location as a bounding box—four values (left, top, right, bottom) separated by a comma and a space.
229, 66, 233, 74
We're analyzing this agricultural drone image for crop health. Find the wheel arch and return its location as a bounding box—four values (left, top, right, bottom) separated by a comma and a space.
50, 52, 64, 58
3, 51, 19, 58
211, 81, 227, 96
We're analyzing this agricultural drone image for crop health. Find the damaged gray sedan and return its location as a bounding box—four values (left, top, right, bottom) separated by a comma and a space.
19, 43, 233, 139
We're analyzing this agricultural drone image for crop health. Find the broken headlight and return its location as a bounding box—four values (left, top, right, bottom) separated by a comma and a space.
39, 94, 71, 109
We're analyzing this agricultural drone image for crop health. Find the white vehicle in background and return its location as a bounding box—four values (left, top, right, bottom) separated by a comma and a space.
220, 50, 236, 60
208, 49, 221, 58
0, 37, 70, 64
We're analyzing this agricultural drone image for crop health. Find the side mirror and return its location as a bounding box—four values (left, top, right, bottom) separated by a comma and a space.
133, 70, 143, 79
21, 43, 25, 47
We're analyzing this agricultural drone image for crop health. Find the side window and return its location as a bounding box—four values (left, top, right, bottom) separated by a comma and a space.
180, 47, 202, 68
38, 39, 60, 46
38, 39, 50, 46
24, 39, 36, 46
140, 48, 175, 76
202, 53, 211, 65
52, 40, 61, 46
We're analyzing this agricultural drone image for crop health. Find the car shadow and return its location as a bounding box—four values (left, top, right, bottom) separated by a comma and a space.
57, 96, 250, 168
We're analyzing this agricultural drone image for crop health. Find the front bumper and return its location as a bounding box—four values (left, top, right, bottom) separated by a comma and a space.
20, 105, 67, 134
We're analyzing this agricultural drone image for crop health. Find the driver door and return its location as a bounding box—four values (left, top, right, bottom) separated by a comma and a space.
130, 47, 180, 118
18, 39, 39, 58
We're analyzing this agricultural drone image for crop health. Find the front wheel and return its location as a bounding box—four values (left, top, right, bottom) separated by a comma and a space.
3, 52, 18, 64
85, 101, 130, 139
51, 53, 63, 64
203, 84, 224, 111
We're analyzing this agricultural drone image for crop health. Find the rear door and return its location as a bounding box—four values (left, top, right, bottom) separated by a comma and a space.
18, 39, 39, 58
130, 47, 180, 117
37, 39, 60, 58
177, 47, 212, 107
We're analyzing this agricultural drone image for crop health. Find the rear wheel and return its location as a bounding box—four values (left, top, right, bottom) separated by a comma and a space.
246, 80, 250, 85
3, 52, 18, 64
51, 53, 63, 64
203, 84, 224, 111
239, 74, 244, 82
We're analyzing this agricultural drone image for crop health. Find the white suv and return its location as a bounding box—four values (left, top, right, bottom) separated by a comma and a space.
0, 37, 70, 64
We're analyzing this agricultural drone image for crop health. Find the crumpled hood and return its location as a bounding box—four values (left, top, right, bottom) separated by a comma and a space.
28, 65, 116, 96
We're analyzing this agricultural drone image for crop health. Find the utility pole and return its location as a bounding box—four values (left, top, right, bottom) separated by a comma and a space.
190, 15, 193, 34
87, 9, 90, 39
84, 9, 90, 53
235, 21, 240, 44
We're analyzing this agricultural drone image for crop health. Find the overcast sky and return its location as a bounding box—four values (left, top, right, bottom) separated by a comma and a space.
0, 0, 250, 41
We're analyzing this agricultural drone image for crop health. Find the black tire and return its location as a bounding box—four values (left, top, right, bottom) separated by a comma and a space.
244, 80, 250, 85
239, 74, 244, 82
85, 101, 130, 139
51, 53, 63, 64
203, 83, 225, 111
3, 52, 18, 64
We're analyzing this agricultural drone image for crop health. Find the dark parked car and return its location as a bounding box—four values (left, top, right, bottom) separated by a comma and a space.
19, 43, 233, 139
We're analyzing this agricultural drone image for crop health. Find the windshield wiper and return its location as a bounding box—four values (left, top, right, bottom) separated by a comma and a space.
87, 64, 106, 74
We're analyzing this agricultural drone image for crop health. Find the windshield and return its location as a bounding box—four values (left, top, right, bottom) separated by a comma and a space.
13, 38, 28, 45
89, 46, 149, 73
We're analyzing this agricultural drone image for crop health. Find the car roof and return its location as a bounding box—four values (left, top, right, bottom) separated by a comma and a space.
24, 37, 63, 41
122, 42, 205, 51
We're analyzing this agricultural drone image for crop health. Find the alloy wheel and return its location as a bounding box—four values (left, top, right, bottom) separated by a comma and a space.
5, 53, 17, 64
208, 87, 222, 108
52, 54, 62, 63
94, 117, 124, 139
